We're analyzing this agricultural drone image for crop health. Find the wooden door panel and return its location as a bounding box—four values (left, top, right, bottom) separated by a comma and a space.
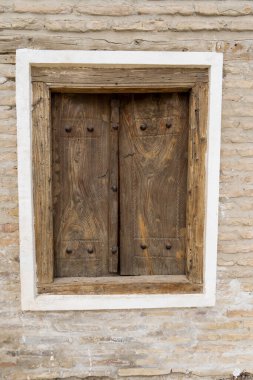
58, 94, 109, 137
132, 116, 182, 136
59, 139, 109, 241
131, 93, 186, 137
52, 94, 111, 277
52, 92, 189, 278
132, 238, 185, 275
57, 241, 105, 277
59, 118, 103, 138
119, 93, 189, 275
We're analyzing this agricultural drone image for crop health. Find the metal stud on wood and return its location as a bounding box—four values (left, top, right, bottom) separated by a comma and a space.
111, 246, 118, 255
112, 123, 119, 130
111, 185, 118, 192
140, 123, 147, 131
65, 126, 72, 133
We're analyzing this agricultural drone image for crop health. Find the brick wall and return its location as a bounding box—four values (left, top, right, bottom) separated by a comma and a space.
1, 1, 253, 379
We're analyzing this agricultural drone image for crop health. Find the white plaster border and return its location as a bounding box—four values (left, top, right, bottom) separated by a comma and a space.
16, 49, 223, 311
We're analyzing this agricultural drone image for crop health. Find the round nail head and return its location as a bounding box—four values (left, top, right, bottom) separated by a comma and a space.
111, 246, 118, 254
65, 126, 72, 133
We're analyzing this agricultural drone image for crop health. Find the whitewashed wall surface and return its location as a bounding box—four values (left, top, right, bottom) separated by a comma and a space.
1, 1, 253, 379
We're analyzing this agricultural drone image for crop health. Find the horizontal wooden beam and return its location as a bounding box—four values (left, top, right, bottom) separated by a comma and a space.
32, 66, 208, 91
38, 275, 203, 295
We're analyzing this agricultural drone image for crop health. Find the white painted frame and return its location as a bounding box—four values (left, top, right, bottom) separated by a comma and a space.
16, 49, 223, 311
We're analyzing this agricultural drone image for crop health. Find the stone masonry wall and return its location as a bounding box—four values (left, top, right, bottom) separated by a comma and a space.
1, 1, 253, 379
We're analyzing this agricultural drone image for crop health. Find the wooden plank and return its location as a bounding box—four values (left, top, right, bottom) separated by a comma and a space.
38, 275, 203, 295
108, 98, 119, 273
51, 93, 111, 277
186, 83, 208, 284
32, 82, 54, 284
32, 66, 208, 90
51, 87, 190, 94
119, 93, 189, 276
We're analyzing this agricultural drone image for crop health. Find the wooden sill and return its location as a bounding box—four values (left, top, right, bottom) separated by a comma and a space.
38, 275, 203, 295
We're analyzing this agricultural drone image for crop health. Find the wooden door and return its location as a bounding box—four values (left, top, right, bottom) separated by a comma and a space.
52, 92, 189, 278
119, 93, 189, 275
52, 93, 118, 277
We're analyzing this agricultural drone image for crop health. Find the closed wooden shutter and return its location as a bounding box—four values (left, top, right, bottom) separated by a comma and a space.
51, 92, 189, 278
52, 94, 114, 277
119, 93, 189, 275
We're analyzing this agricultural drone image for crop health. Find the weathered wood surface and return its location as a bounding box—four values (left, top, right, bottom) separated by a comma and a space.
38, 275, 202, 295
52, 93, 111, 277
186, 83, 208, 284
52, 92, 191, 278
35, 85, 208, 285
119, 93, 189, 276
108, 99, 120, 273
32, 66, 208, 90
32, 82, 54, 284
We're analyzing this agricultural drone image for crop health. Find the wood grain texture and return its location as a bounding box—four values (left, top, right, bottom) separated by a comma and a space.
119, 93, 189, 276
52, 93, 111, 277
186, 83, 208, 284
38, 275, 203, 295
35, 86, 206, 288
108, 98, 119, 273
32, 82, 54, 284
32, 66, 208, 91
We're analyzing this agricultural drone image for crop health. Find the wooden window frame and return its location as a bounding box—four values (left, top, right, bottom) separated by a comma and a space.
16, 50, 223, 310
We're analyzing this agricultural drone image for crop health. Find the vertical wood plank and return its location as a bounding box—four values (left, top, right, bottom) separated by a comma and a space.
108, 98, 119, 273
32, 82, 54, 284
52, 93, 111, 277
119, 93, 189, 276
186, 83, 208, 284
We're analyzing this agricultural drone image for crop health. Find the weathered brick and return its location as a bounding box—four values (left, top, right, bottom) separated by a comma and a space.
0, 15, 44, 31
13, 0, 73, 14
